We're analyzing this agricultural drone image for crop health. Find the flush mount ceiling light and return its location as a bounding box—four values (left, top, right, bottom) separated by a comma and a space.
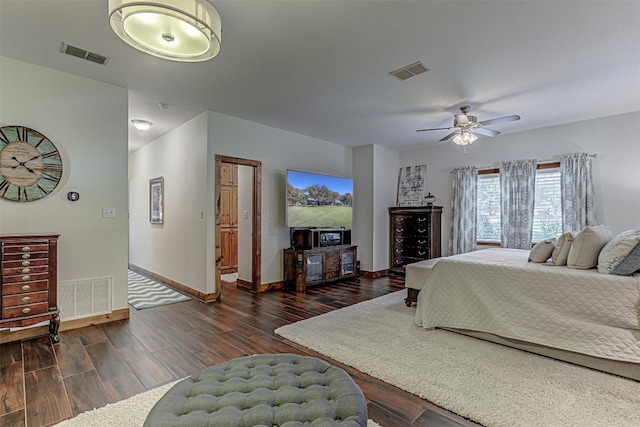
108, 0, 221, 62
131, 119, 153, 131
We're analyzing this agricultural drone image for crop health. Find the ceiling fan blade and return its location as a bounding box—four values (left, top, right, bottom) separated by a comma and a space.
440, 130, 459, 141
473, 127, 500, 137
479, 114, 521, 126
416, 126, 453, 132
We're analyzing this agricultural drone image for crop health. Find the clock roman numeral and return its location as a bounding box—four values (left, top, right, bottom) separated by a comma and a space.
41, 151, 61, 160
0, 179, 9, 195
18, 126, 28, 142
43, 163, 63, 173
41, 172, 61, 183
0, 129, 10, 146
36, 183, 47, 196
34, 136, 47, 148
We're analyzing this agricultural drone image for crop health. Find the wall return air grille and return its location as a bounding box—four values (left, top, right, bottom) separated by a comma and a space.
58, 277, 112, 321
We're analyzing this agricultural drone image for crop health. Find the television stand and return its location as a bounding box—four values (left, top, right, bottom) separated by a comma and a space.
283, 245, 358, 292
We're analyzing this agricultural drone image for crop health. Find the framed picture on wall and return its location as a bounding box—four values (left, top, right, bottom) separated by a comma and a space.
149, 177, 164, 224
397, 164, 426, 206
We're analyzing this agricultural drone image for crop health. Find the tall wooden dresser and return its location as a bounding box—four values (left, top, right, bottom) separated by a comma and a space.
389, 206, 442, 276
1, 234, 60, 343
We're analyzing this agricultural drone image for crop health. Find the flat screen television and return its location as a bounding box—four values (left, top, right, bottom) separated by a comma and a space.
286, 169, 353, 228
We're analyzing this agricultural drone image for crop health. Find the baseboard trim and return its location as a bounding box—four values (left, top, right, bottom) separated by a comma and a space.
0, 308, 130, 344
236, 279, 283, 293
128, 264, 219, 303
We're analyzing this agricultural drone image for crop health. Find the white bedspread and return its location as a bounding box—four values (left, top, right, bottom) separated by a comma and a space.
414, 248, 640, 362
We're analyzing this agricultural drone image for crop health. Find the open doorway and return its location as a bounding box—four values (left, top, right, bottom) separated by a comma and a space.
215, 155, 261, 294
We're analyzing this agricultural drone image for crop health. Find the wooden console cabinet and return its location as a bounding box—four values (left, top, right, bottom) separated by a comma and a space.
1, 234, 60, 343
389, 206, 442, 276
283, 245, 357, 292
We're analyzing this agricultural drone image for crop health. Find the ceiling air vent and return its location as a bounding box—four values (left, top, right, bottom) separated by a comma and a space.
61, 43, 109, 65
389, 61, 430, 81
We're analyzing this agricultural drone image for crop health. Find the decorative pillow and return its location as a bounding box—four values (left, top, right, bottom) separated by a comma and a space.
597, 229, 640, 275
551, 232, 575, 266
567, 225, 612, 269
528, 239, 556, 263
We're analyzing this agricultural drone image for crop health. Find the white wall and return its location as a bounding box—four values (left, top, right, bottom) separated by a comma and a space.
0, 57, 129, 310
129, 113, 208, 291
399, 112, 640, 254
353, 145, 398, 272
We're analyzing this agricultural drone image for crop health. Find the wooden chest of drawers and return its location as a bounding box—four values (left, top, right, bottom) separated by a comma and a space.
1, 234, 60, 343
389, 206, 442, 275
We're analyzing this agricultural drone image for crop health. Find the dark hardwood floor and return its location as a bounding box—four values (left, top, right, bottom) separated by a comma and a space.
0, 274, 481, 427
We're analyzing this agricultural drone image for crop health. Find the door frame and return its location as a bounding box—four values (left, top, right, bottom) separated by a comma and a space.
215, 155, 262, 293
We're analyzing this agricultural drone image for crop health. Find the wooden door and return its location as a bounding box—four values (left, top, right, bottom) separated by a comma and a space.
220, 162, 238, 274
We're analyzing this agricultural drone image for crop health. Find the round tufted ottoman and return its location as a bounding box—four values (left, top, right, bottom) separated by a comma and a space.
143, 353, 367, 427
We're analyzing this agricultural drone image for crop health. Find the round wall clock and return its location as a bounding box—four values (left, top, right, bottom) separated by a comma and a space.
0, 125, 63, 202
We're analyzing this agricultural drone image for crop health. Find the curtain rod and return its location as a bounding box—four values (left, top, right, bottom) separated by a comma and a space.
450, 153, 597, 173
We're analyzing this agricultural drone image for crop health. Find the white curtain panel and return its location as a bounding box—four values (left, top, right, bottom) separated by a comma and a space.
500, 159, 538, 249
448, 166, 477, 255
561, 153, 597, 232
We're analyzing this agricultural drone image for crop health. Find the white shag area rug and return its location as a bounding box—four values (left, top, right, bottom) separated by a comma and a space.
53, 379, 382, 427
275, 291, 640, 427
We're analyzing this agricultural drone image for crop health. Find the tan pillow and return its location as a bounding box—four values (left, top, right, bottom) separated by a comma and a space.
551, 232, 575, 266
567, 225, 612, 269
528, 239, 556, 263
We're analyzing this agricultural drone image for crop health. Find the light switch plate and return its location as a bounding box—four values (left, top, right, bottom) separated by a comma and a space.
102, 207, 116, 218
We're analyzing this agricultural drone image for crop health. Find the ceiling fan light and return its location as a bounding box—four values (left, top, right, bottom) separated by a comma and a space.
108, 0, 221, 62
452, 131, 478, 146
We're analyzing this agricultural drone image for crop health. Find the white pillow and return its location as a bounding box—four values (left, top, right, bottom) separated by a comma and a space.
528, 239, 556, 263
551, 232, 575, 266
597, 229, 640, 275
567, 225, 612, 269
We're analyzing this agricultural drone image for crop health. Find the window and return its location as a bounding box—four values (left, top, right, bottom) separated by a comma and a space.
477, 163, 562, 243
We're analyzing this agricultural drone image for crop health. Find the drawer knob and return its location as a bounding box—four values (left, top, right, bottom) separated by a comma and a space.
21, 285, 31, 291
22, 254, 31, 259
22, 246, 31, 252
22, 308, 31, 314
22, 275, 31, 281
22, 296, 31, 303
22, 261, 30, 266
22, 268, 31, 274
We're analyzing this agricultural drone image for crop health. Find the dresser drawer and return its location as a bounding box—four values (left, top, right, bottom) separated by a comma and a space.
2, 251, 48, 262
2, 272, 49, 284
3, 291, 48, 308
2, 264, 49, 277
2, 301, 49, 318
2, 242, 50, 254
2, 258, 49, 269
3, 280, 49, 296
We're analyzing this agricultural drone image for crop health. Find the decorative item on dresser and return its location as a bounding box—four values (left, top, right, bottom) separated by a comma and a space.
0, 233, 60, 343
389, 206, 442, 303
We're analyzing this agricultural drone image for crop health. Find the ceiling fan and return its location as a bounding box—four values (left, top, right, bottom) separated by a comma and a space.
416, 106, 521, 149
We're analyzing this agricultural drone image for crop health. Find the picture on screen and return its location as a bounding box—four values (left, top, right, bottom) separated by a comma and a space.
286, 170, 353, 228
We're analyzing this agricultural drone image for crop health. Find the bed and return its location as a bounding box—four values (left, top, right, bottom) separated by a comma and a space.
407, 248, 640, 380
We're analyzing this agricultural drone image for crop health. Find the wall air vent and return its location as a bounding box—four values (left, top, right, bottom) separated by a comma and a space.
61, 43, 110, 65
389, 61, 430, 81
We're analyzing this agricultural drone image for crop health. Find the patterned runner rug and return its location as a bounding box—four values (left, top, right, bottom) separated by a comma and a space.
128, 270, 190, 310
